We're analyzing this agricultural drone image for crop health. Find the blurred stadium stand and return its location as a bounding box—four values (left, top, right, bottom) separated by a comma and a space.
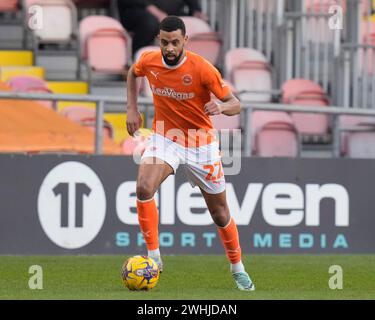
180, 15, 222, 65
1, 0, 375, 158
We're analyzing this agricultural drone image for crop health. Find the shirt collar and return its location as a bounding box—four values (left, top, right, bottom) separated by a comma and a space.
162, 51, 188, 69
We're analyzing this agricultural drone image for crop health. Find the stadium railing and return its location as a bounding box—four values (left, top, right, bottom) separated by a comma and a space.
1, 90, 375, 157
204, 0, 374, 112
338, 43, 375, 109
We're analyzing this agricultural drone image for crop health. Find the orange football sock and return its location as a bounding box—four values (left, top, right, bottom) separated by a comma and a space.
137, 197, 159, 251
217, 217, 242, 264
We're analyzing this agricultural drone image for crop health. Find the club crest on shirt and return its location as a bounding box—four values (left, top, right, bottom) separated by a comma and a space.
182, 74, 193, 86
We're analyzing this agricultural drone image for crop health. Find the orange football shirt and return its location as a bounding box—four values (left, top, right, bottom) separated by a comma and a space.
133, 50, 230, 147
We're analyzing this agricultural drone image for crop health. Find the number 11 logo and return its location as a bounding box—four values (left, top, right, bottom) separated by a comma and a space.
38, 162, 106, 249
53, 182, 91, 228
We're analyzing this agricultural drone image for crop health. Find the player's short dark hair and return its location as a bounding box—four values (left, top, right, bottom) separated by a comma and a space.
159, 16, 186, 36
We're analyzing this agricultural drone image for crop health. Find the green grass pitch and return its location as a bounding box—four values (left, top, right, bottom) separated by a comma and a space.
0, 255, 374, 300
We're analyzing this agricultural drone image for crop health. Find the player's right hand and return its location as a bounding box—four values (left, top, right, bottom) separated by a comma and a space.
126, 109, 143, 137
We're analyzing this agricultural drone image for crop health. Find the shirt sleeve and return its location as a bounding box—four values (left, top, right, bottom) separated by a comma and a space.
133, 51, 149, 77
201, 60, 230, 100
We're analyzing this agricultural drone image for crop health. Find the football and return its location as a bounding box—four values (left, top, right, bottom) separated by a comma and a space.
121, 255, 160, 290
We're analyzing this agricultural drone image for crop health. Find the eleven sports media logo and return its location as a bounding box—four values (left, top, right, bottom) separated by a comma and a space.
37, 161, 350, 251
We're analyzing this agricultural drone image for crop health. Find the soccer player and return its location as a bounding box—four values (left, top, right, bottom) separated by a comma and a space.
126, 16, 255, 291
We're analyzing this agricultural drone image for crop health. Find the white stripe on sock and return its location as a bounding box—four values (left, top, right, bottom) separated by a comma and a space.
231, 261, 245, 274
136, 197, 154, 203
148, 248, 160, 259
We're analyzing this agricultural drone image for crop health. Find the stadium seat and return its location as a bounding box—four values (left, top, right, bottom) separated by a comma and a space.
251, 111, 299, 157
79, 15, 130, 85
345, 131, 375, 158
121, 130, 151, 156
45, 81, 92, 112
45, 81, 132, 143
209, 89, 240, 130
46, 81, 88, 95
61, 105, 114, 139
134, 46, 159, 98
6, 75, 55, 109
225, 48, 273, 137
225, 48, 272, 102
7, 75, 49, 92
306, 0, 347, 13
55, 100, 95, 112
210, 113, 240, 130
0, 66, 45, 82
121, 128, 153, 155
0, 51, 33, 67
0, 99, 121, 154
361, 0, 375, 15
0, 0, 19, 12
0, 81, 11, 91
281, 79, 330, 137
339, 115, 375, 158
104, 113, 135, 144
361, 17, 375, 44
180, 16, 221, 65
24, 0, 78, 45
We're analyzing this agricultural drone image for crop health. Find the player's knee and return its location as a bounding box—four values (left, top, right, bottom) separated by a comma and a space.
210, 205, 230, 227
136, 182, 156, 201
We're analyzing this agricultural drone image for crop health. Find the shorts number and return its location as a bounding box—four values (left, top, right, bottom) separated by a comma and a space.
203, 161, 223, 182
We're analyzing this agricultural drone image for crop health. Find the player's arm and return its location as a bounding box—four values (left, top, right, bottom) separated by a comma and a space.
126, 65, 143, 136
204, 92, 241, 116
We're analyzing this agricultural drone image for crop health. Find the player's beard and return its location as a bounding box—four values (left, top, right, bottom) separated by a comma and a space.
162, 50, 184, 66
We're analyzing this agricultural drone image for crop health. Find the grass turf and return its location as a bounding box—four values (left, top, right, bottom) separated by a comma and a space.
0, 255, 374, 300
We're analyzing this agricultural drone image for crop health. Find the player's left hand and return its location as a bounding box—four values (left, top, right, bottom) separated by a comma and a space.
204, 100, 222, 116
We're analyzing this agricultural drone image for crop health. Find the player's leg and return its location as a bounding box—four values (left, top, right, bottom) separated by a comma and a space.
136, 157, 174, 271
199, 188, 255, 291
180, 138, 254, 290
